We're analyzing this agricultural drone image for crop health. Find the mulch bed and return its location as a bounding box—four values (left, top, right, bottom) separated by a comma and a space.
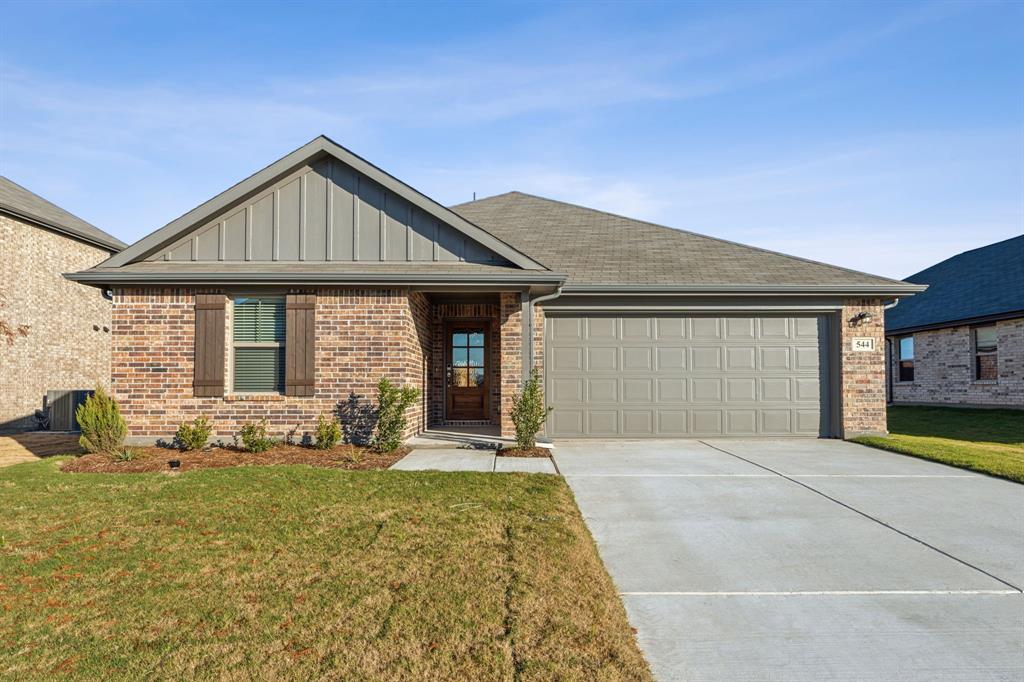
60, 443, 410, 474
497, 446, 552, 458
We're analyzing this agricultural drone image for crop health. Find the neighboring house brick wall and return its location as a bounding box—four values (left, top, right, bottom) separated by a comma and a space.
111, 287, 431, 442
840, 298, 887, 437
889, 318, 1023, 408
0, 213, 114, 432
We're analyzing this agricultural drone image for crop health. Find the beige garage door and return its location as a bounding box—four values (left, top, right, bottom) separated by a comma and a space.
545, 314, 830, 438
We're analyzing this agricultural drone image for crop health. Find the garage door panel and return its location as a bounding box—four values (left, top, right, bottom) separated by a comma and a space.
726, 346, 756, 370
692, 378, 723, 401
692, 347, 723, 370
547, 315, 829, 438
622, 347, 653, 370
586, 317, 618, 340
587, 378, 618, 402
690, 317, 722, 339
587, 347, 618, 371
588, 410, 619, 435
622, 379, 653, 403
657, 378, 687, 401
656, 347, 687, 370
622, 410, 654, 435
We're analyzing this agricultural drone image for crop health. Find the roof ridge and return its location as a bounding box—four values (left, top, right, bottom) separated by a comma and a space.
481, 190, 908, 287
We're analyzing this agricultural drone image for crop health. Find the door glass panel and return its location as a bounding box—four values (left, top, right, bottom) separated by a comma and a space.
468, 347, 484, 366
468, 332, 485, 347
452, 348, 468, 367
452, 332, 467, 346
470, 367, 485, 386
452, 367, 469, 387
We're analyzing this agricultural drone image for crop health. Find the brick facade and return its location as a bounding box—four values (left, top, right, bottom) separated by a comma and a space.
112, 287, 432, 442
839, 298, 887, 437
0, 213, 115, 432
888, 317, 1023, 408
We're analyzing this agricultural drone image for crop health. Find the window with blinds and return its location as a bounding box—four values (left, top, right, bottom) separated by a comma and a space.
232, 296, 285, 393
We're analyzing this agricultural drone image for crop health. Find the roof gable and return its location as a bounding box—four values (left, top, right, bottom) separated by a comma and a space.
886, 234, 1024, 332
0, 176, 125, 252
103, 136, 545, 270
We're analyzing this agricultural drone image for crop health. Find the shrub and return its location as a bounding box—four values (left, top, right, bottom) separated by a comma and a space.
175, 417, 212, 451
314, 412, 342, 450
373, 377, 420, 453
76, 387, 127, 454
239, 419, 275, 453
510, 368, 552, 450
114, 448, 136, 462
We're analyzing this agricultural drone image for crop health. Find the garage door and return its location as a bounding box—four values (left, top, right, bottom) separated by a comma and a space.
545, 315, 830, 438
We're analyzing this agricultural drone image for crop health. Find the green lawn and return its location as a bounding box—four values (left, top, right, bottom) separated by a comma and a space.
853, 406, 1024, 483
0, 460, 650, 681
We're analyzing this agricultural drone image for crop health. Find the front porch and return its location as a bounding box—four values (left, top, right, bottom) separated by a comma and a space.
417, 291, 543, 439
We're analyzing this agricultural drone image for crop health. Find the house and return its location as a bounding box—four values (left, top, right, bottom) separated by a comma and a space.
885, 235, 1023, 408
66, 136, 924, 443
0, 177, 126, 432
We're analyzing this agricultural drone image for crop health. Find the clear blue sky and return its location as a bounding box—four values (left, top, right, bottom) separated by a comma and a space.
1, 0, 1021, 278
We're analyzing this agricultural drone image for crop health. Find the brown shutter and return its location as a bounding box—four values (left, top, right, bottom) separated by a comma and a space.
193, 293, 226, 397
285, 293, 316, 397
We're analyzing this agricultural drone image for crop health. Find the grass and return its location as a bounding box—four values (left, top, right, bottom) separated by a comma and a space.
853, 406, 1024, 483
0, 460, 650, 681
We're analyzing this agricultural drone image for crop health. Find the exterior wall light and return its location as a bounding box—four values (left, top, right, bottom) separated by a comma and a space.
849, 311, 874, 326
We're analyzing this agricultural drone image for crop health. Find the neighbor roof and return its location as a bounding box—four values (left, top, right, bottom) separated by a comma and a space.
452, 191, 918, 292
885, 234, 1024, 334
0, 176, 126, 252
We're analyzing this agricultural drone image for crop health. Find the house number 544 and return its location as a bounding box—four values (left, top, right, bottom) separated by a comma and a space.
851, 337, 875, 352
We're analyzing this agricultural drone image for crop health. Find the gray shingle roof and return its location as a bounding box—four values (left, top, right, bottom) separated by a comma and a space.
0, 176, 126, 252
451, 191, 907, 288
885, 234, 1024, 333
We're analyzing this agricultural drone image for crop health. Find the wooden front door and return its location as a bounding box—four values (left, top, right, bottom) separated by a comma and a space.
446, 324, 488, 421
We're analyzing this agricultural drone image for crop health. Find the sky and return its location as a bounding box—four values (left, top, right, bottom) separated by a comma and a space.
1, 0, 1021, 279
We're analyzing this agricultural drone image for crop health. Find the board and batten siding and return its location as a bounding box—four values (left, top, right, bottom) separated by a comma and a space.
150, 158, 508, 264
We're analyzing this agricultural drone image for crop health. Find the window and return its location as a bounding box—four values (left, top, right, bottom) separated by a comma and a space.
450, 330, 486, 387
232, 296, 285, 393
897, 335, 914, 382
973, 326, 998, 381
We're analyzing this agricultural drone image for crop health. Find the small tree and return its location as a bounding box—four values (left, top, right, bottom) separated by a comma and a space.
76, 387, 127, 454
175, 416, 212, 451
510, 368, 552, 450
238, 419, 275, 453
313, 412, 342, 450
373, 377, 420, 453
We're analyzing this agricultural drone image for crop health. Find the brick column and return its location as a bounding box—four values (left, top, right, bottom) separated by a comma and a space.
839, 298, 887, 437
498, 292, 523, 438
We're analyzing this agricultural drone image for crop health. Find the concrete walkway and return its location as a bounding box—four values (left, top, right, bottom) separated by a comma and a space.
390, 448, 557, 474
0, 432, 81, 468
554, 439, 1024, 682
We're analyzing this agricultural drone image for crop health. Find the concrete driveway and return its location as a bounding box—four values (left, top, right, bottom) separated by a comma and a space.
554, 439, 1024, 681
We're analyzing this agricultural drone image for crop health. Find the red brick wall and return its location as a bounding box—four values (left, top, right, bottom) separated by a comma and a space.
840, 298, 887, 436
112, 287, 430, 443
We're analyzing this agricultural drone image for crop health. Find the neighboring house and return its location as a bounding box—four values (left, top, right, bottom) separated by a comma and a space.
67, 136, 923, 443
0, 177, 127, 432
885, 235, 1024, 408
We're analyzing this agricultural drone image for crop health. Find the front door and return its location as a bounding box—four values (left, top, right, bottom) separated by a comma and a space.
446, 324, 488, 421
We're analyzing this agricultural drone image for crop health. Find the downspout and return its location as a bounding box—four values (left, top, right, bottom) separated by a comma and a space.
522, 285, 564, 386
883, 298, 899, 405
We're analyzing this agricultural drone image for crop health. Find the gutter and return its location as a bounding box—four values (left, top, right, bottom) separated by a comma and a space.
561, 283, 929, 296
65, 270, 568, 288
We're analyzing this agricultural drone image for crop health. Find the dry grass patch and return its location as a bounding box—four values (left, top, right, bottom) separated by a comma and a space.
0, 459, 650, 680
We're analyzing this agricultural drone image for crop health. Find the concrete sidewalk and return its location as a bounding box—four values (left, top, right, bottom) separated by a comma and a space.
390, 448, 557, 474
